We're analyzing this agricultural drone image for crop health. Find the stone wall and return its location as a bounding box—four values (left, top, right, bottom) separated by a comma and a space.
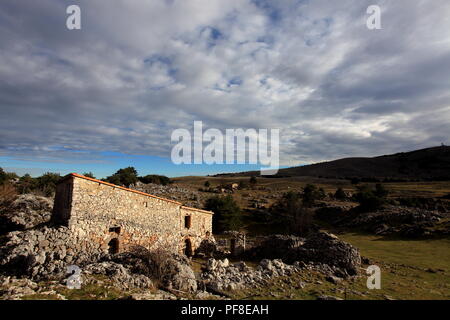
53, 173, 213, 256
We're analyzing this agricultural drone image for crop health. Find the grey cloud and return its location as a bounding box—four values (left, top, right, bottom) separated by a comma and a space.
0, 0, 450, 168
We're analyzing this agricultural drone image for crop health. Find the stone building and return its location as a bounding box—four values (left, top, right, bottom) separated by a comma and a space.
52, 173, 213, 257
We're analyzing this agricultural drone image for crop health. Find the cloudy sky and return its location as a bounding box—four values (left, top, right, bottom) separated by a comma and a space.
1, 0, 450, 177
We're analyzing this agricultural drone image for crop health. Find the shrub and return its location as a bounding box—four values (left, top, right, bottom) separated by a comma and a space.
249, 176, 257, 186
204, 181, 210, 188
238, 180, 248, 189
205, 195, 242, 233
0, 183, 17, 206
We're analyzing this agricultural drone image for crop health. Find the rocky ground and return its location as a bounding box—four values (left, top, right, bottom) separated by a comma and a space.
316, 205, 450, 237
132, 182, 205, 209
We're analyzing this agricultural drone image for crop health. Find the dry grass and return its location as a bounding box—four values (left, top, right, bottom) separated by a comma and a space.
0, 183, 17, 205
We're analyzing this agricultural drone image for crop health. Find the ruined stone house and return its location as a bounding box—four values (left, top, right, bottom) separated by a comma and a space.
52, 173, 213, 257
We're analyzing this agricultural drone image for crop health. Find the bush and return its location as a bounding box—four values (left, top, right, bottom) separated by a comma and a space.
204, 195, 242, 233
105, 167, 139, 187
139, 174, 171, 186
354, 184, 388, 212
249, 176, 257, 186
238, 180, 248, 189
204, 181, 210, 188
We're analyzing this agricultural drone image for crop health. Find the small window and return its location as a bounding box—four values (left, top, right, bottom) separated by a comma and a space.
184, 215, 192, 229
109, 226, 121, 234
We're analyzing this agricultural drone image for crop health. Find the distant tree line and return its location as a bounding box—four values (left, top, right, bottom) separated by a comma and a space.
0, 166, 172, 197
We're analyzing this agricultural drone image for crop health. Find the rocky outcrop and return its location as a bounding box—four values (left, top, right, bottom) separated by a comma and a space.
111, 248, 198, 293
200, 257, 353, 293
342, 206, 448, 237
159, 254, 197, 293
0, 194, 52, 235
0, 226, 103, 280
316, 204, 450, 238
84, 262, 153, 290
245, 232, 361, 276
245, 235, 304, 260
294, 232, 361, 276
201, 258, 300, 292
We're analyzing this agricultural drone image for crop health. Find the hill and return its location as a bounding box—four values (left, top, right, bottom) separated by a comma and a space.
215, 146, 450, 181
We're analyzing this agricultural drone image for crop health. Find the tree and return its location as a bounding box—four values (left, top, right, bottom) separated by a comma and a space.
17, 174, 37, 194
354, 184, 387, 212
139, 174, 171, 186
105, 167, 138, 187
205, 195, 242, 233
334, 187, 347, 200
204, 181, 211, 188
0, 167, 6, 185
270, 191, 314, 236
36, 172, 62, 196
82, 172, 96, 179
301, 184, 324, 207
374, 183, 389, 198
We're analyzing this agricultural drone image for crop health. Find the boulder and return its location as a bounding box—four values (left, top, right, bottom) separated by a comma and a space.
159, 254, 197, 293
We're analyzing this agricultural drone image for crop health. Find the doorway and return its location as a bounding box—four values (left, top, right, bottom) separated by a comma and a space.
230, 238, 236, 255
184, 238, 193, 257
108, 238, 119, 254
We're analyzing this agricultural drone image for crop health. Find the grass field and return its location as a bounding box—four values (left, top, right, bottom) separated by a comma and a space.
230, 231, 450, 300
174, 176, 450, 198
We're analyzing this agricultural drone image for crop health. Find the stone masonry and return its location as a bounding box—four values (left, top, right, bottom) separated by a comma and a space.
52, 173, 213, 257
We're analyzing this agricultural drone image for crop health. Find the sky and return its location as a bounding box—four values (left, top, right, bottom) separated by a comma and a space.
0, 0, 450, 178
